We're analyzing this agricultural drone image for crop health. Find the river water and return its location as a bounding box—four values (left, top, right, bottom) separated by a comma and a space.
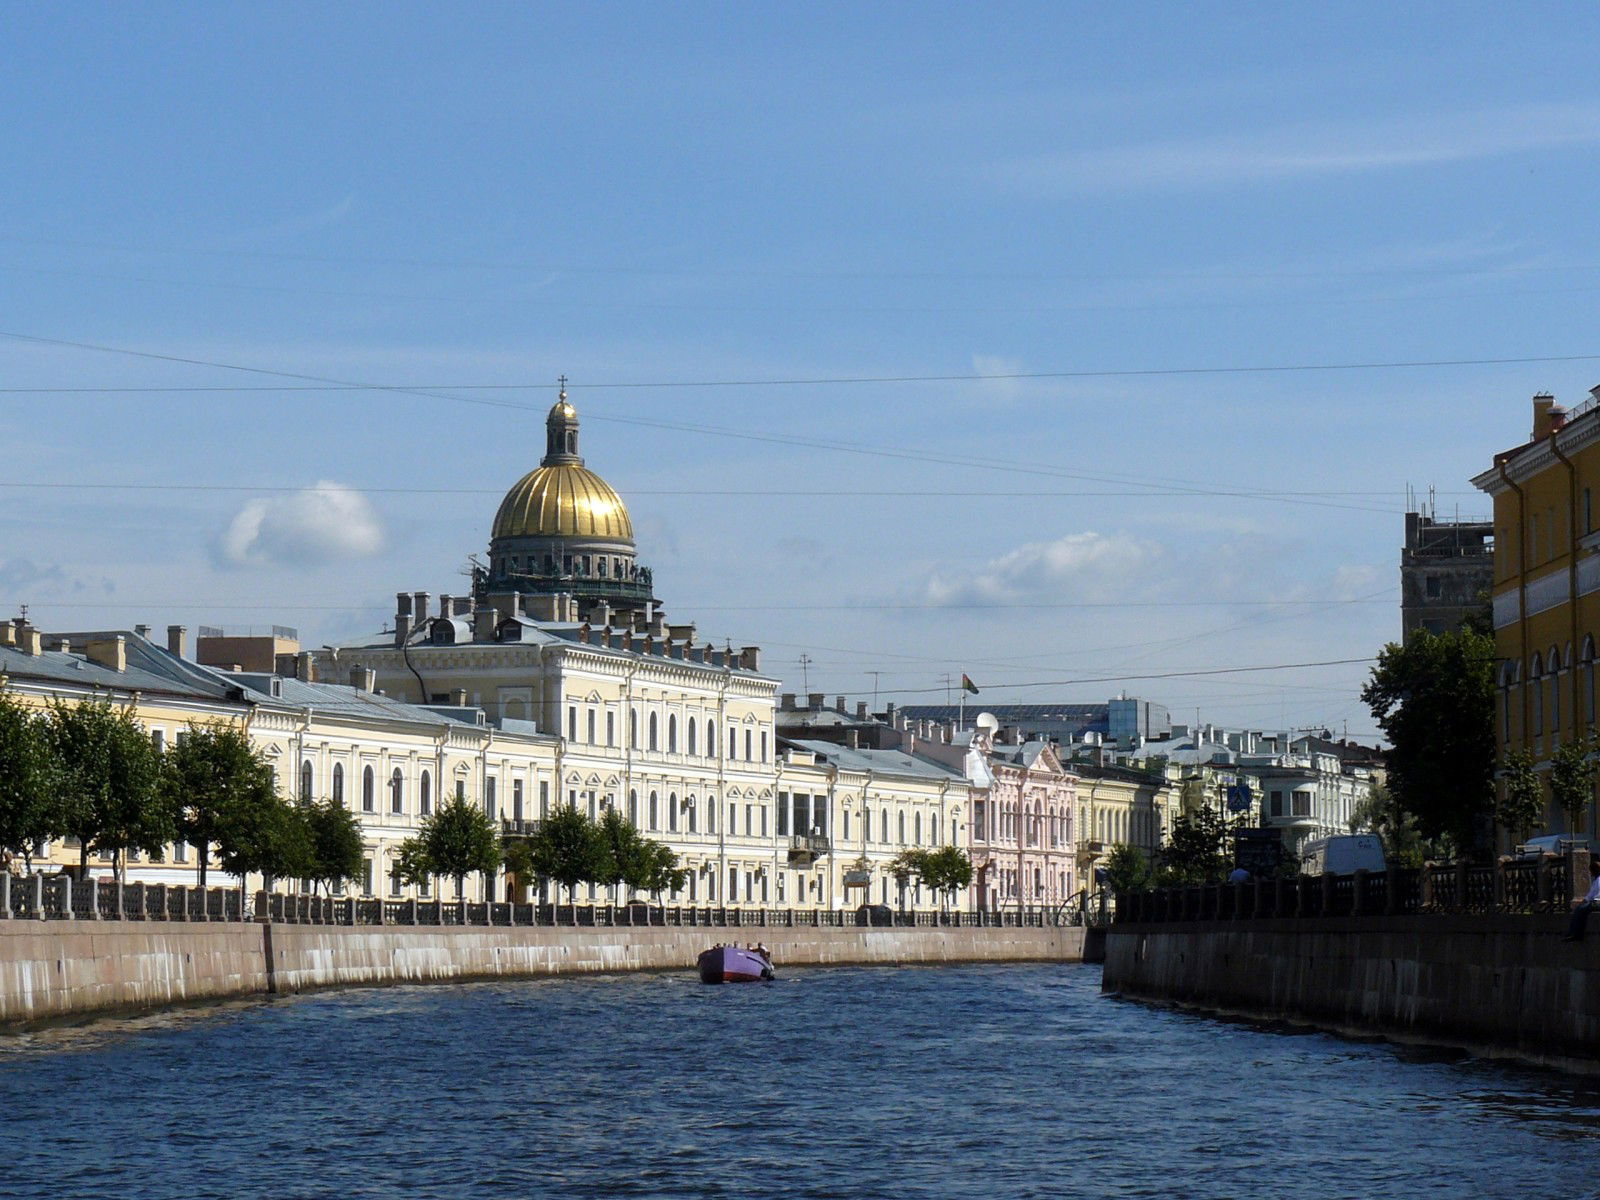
2, 964, 1597, 1199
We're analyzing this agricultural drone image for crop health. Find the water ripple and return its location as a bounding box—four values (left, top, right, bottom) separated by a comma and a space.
1, 964, 1598, 1198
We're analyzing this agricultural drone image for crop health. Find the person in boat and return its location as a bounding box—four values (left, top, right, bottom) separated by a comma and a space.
753, 942, 770, 961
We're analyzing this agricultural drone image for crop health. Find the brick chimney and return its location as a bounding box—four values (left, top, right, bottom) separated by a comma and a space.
296, 651, 316, 683
1533, 392, 1569, 440
167, 625, 188, 658
349, 665, 376, 692
394, 592, 413, 648
86, 635, 127, 673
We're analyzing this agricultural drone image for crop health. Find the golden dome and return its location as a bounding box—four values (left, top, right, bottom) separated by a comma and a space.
491, 463, 634, 542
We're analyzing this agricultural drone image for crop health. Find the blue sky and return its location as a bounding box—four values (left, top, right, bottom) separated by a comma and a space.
6, 3, 1600, 740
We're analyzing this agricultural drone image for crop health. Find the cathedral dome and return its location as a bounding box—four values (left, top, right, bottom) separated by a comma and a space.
491, 463, 634, 542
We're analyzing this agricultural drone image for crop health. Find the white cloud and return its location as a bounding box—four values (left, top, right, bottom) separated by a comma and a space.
923, 531, 1164, 606
994, 102, 1600, 195
216, 483, 386, 568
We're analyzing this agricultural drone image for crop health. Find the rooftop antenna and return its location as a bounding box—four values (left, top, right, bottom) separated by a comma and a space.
799, 653, 813, 692
868, 670, 882, 716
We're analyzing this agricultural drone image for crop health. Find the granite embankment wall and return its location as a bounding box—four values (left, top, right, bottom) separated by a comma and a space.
0, 921, 1084, 1023
1103, 916, 1600, 1070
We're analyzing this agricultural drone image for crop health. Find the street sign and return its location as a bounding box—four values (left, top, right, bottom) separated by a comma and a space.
1226, 783, 1254, 813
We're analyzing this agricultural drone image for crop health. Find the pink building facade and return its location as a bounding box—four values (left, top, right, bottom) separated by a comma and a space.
969, 741, 1078, 912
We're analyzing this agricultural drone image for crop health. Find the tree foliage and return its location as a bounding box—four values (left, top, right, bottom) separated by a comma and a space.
887, 846, 973, 906
1347, 782, 1429, 869
48, 698, 169, 880
395, 794, 501, 897
1496, 749, 1545, 847
525, 804, 606, 902
0, 690, 59, 871
1102, 842, 1151, 894
1361, 626, 1496, 855
1549, 734, 1598, 837
300, 798, 364, 893
162, 722, 280, 887
1154, 805, 1237, 886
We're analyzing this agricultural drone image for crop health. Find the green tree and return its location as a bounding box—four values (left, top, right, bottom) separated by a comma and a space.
49, 698, 169, 881
888, 848, 930, 909
1361, 626, 1496, 855
398, 794, 502, 900
1102, 842, 1151, 894
1549, 733, 1598, 838
162, 722, 279, 888
919, 845, 973, 909
301, 798, 364, 894
635, 841, 688, 906
1347, 782, 1429, 869
1154, 806, 1235, 886
0, 690, 60, 872
526, 804, 605, 913
1496, 749, 1545, 848
596, 808, 650, 901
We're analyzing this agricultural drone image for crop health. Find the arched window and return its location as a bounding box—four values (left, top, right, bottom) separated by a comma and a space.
390, 768, 404, 815
1552, 644, 1565, 734
913, 813, 922, 845
707, 721, 717, 757
300, 760, 313, 804
898, 812, 906, 844
649, 712, 659, 751
649, 791, 659, 830
628, 789, 638, 825
687, 717, 697, 756
668, 715, 678, 753
881, 810, 889, 842
630, 708, 639, 749
688, 794, 697, 833
1584, 638, 1597, 727
332, 763, 345, 807
362, 765, 375, 813
420, 770, 432, 816
669, 791, 679, 832
1531, 652, 1545, 736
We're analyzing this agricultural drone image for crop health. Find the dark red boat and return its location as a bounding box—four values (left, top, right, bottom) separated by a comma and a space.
697, 944, 775, 984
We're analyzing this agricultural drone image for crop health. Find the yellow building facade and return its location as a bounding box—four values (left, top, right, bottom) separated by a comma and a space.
1472, 391, 1600, 840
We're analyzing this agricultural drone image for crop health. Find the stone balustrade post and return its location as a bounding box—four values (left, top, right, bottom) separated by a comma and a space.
376, 895, 387, 925
1567, 849, 1593, 908
116, 879, 125, 920
59, 875, 73, 920
408, 897, 419, 926
1420, 862, 1435, 910
1536, 853, 1554, 910
0, 871, 10, 920
1351, 869, 1367, 917
32, 873, 44, 920
83, 877, 98, 920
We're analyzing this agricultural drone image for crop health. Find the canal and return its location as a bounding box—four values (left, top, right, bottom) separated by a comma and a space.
2, 963, 1596, 1198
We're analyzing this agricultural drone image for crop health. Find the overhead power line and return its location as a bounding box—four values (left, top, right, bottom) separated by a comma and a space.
0, 327, 1525, 516
863, 657, 1376, 698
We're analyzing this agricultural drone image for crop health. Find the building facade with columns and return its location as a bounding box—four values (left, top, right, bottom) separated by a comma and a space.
1473, 389, 1600, 843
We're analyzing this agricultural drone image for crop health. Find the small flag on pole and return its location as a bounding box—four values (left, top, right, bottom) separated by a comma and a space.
961, 674, 980, 695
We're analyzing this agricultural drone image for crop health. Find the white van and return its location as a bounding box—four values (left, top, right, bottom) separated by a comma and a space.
1301, 834, 1386, 876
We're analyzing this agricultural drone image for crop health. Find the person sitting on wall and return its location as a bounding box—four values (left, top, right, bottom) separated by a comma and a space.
1561, 857, 1600, 942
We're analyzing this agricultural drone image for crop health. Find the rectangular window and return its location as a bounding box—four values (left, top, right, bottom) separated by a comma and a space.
150, 729, 165, 753
606, 712, 615, 746
513, 780, 524, 822
761, 806, 768, 837
587, 710, 596, 743
777, 793, 790, 837
745, 730, 753, 760
485, 777, 497, 820
540, 780, 549, 817
362, 859, 373, 896
746, 804, 753, 837
729, 802, 736, 832
174, 841, 188, 863
760, 732, 768, 761
568, 706, 577, 741
456, 780, 465, 802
